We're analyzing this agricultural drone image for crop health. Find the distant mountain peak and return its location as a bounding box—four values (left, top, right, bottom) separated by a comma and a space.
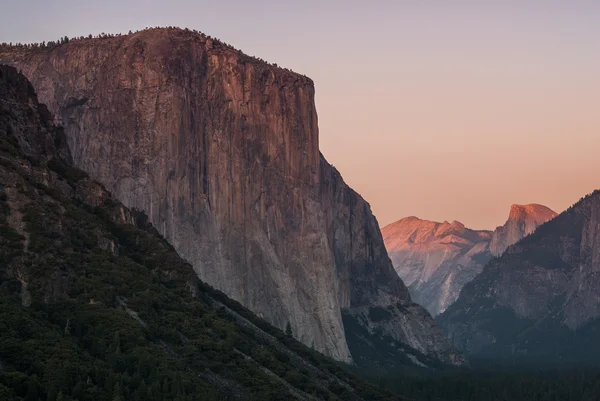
507, 203, 557, 223
383, 203, 557, 316
382, 216, 492, 316
400, 215, 422, 222
382, 216, 481, 249
491, 203, 557, 255
437, 191, 600, 364
449, 220, 465, 229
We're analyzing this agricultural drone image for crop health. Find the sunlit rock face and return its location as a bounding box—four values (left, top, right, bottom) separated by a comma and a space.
0, 28, 461, 365
383, 204, 556, 316
489, 204, 557, 256
382, 217, 492, 316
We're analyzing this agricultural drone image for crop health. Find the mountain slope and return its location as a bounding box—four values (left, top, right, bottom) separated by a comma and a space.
0, 27, 460, 365
0, 64, 406, 401
382, 204, 555, 316
437, 191, 600, 364
382, 218, 492, 316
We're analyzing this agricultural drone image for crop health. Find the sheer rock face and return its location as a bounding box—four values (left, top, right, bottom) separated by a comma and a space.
382, 217, 492, 316
383, 204, 556, 316
0, 29, 457, 364
489, 204, 557, 256
0, 66, 428, 398
437, 192, 600, 363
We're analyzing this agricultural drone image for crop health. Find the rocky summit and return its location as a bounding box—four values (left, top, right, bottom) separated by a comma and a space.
489, 203, 557, 256
437, 192, 600, 364
382, 204, 556, 316
0, 28, 460, 366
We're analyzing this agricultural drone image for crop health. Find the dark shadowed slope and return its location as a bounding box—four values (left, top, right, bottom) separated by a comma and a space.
437, 192, 600, 364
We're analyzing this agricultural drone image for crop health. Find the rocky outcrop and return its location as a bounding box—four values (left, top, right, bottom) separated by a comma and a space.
0, 28, 458, 365
437, 192, 600, 364
383, 205, 556, 316
489, 204, 557, 256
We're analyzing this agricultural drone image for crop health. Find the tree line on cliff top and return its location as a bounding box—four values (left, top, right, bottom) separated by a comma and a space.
0, 26, 309, 78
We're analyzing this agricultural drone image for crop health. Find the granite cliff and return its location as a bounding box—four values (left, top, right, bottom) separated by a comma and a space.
0, 64, 408, 400
383, 204, 556, 316
489, 204, 557, 256
0, 28, 459, 365
437, 192, 600, 364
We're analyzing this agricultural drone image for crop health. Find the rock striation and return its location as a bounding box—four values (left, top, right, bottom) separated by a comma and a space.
437, 192, 600, 364
0, 28, 459, 365
382, 205, 556, 316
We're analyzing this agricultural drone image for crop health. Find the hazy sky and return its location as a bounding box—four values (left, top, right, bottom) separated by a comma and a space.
2, 1, 599, 229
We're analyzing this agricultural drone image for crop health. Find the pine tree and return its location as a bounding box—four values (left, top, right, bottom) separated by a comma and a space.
285, 322, 292, 337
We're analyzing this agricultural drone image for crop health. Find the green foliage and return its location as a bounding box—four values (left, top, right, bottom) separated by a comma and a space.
0, 136, 401, 401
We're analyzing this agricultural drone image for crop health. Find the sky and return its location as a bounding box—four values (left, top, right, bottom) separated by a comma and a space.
1, 1, 599, 229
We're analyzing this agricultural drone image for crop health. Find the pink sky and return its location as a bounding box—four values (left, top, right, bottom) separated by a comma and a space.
2, 1, 599, 229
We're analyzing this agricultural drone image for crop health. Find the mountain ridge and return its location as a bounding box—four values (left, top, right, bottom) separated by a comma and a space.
382, 216, 492, 316
382, 203, 556, 316
436, 191, 600, 363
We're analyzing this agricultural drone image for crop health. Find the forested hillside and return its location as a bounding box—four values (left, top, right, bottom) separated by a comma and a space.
0, 64, 402, 401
